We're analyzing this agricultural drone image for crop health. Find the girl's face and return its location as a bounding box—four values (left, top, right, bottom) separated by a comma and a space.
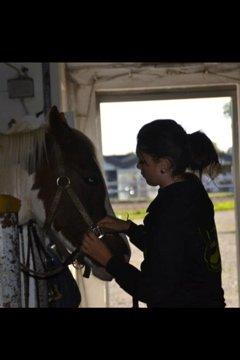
137, 151, 162, 186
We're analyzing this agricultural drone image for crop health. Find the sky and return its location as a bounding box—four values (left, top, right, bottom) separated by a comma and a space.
100, 97, 232, 156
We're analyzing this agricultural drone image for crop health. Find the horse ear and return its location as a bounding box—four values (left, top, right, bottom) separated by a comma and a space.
47, 105, 72, 143
48, 105, 68, 127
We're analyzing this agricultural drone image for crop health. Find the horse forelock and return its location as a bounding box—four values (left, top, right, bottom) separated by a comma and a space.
71, 129, 97, 161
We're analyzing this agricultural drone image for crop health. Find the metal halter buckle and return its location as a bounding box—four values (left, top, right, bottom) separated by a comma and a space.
89, 224, 104, 238
56, 176, 71, 188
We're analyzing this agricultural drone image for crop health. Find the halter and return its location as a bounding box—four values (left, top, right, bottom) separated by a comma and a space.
44, 139, 103, 233
20, 137, 104, 280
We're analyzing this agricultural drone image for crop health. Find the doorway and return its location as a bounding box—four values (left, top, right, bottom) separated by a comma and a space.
99, 91, 239, 308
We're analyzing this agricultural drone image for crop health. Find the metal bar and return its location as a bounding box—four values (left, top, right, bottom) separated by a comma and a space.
232, 87, 240, 307
0, 211, 22, 307
42, 63, 52, 115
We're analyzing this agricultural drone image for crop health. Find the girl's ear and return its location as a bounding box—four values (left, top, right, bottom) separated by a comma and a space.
47, 105, 73, 145
159, 158, 172, 173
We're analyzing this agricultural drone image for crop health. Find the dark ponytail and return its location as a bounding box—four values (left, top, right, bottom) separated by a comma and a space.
137, 119, 221, 179
187, 131, 221, 178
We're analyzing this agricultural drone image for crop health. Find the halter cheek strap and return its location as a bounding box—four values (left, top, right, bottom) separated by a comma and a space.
42, 139, 104, 276
43, 140, 103, 235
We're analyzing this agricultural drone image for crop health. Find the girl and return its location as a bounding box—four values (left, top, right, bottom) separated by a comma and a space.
81, 119, 225, 308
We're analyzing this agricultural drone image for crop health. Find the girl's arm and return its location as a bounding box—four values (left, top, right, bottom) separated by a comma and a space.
97, 216, 148, 251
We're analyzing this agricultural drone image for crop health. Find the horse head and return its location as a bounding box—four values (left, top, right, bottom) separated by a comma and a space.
28, 106, 131, 280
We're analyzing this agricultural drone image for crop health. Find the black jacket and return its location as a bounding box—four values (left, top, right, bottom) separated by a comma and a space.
106, 173, 225, 308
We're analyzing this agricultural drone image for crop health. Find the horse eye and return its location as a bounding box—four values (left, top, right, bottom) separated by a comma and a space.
84, 176, 99, 185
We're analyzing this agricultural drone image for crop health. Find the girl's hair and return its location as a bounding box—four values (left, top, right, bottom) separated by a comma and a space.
136, 119, 221, 178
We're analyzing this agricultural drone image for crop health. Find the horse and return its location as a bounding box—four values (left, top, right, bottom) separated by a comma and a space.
0, 106, 131, 307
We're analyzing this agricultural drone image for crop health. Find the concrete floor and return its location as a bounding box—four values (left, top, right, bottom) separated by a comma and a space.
107, 210, 238, 308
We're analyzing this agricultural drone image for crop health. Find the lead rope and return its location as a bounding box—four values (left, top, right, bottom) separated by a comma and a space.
27, 223, 40, 307
19, 226, 30, 308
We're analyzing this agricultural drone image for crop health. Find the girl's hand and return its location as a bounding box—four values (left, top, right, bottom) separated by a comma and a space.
81, 231, 113, 267
97, 215, 131, 234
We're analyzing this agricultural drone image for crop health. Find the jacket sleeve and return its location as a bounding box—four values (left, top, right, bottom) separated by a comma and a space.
126, 220, 148, 251
106, 216, 186, 305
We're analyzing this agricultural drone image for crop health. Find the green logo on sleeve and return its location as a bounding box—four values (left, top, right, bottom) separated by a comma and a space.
199, 226, 222, 272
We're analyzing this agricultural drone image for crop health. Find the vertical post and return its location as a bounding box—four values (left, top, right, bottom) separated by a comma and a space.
105, 282, 110, 308
42, 62, 51, 115
232, 88, 240, 306
0, 195, 21, 307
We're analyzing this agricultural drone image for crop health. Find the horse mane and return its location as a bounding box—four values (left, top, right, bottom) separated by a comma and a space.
0, 126, 47, 170
0, 125, 47, 198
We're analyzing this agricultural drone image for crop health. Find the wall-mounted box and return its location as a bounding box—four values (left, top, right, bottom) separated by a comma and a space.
7, 77, 34, 99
